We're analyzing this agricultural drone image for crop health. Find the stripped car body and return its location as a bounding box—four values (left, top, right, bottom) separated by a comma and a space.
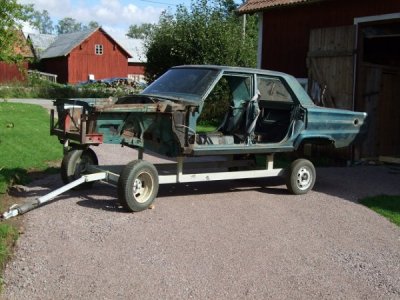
51, 65, 367, 157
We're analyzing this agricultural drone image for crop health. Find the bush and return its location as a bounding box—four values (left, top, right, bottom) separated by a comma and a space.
0, 74, 143, 99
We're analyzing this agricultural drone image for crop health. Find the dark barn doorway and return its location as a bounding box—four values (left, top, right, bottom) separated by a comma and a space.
357, 19, 400, 159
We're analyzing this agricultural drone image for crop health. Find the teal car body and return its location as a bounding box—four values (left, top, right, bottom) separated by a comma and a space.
52, 65, 367, 157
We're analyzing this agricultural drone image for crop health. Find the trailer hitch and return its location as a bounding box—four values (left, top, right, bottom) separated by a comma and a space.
1, 172, 108, 221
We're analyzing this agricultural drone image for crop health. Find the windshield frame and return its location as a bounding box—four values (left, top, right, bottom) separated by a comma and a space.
141, 67, 223, 103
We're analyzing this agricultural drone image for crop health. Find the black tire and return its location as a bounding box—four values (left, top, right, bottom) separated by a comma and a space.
286, 158, 316, 195
118, 160, 159, 212
60, 148, 98, 189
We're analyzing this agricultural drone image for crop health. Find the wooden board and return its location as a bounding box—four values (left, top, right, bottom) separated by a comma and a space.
307, 25, 356, 109
379, 156, 400, 164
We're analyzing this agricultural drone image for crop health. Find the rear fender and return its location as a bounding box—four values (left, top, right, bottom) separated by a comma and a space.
294, 135, 335, 150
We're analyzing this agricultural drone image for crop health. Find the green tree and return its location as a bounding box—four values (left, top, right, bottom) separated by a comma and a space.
56, 17, 83, 34
0, 0, 32, 62
144, 0, 258, 81
87, 21, 100, 30
126, 23, 155, 39
31, 9, 54, 34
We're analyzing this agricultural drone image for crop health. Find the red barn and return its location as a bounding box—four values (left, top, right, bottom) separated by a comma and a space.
38, 28, 132, 84
116, 38, 146, 83
0, 31, 33, 83
238, 0, 400, 160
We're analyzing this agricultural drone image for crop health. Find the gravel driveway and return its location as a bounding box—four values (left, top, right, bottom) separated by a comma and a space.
2, 143, 400, 300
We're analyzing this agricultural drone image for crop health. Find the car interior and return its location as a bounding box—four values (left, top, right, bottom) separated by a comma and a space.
195, 74, 296, 145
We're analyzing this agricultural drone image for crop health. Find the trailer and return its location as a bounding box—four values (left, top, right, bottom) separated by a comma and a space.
2, 152, 296, 219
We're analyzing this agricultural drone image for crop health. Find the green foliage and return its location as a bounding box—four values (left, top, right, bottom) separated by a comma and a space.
87, 21, 100, 29
0, 223, 18, 278
30, 8, 54, 34
196, 124, 218, 132
127, 23, 155, 39
56, 17, 100, 34
197, 77, 231, 126
56, 17, 84, 34
0, 0, 33, 63
0, 74, 143, 99
0, 103, 63, 194
144, 0, 258, 81
360, 195, 400, 226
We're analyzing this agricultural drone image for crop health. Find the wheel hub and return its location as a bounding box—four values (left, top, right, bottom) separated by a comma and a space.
297, 167, 312, 190
132, 172, 152, 203
133, 178, 144, 194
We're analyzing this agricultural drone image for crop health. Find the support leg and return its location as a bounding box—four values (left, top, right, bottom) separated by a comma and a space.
177, 157, 184, 182
267, 154, 274, 170
138, 148, 144, 160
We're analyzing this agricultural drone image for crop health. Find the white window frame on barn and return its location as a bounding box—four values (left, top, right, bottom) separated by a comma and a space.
95, 44, 103, 55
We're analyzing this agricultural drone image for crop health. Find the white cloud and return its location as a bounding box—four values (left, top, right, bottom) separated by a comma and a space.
19, 0, 73, 19
122, 4, 162, 24
21, 21, 39, 35
101, 26, 128, 41
18, 0, 164, 34
100, 0, 121, 11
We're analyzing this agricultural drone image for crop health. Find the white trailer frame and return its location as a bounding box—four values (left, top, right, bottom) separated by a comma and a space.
2, 154, 284, 220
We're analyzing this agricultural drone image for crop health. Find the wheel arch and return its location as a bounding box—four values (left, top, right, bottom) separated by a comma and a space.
294, 135, 335, 150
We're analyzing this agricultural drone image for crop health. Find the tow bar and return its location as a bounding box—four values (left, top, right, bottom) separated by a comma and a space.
1, 172, 108, 220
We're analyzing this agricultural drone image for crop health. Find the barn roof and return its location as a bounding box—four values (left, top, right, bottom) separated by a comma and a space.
116, 38, 147, 63
10, 30, 34, 59
40, 28, 96, 59
40, 27, 132, 59
28, 33, 57, 59
237, 0, 325, 14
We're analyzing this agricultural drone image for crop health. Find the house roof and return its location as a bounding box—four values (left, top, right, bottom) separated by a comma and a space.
28, 33, 57, 59
40, 27, 132, 59
237, 0, 325, 14
40, 28, 97, 59
116, 38, 147, 63
13, 30, 34, 58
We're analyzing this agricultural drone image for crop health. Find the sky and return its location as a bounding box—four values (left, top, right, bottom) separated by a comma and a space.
19, 0, 187, 40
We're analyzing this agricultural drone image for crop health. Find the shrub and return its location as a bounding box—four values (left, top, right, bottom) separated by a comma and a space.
0, 74, 143, 99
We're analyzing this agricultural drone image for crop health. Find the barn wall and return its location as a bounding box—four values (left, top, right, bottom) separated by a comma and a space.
261, 0, 400, 77
0, 61, 28, 83
41, 57, 68, 83
127, 63, 145, 75
68, 30, 128, 83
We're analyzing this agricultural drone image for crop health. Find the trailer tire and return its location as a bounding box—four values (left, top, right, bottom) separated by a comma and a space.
286, 158, 316, 195
118, 160, 159, 212
61, 148, 98, 189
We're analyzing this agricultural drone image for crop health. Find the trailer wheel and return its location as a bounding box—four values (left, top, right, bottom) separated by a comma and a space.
118, 160, 159, 212
286, 159, 316, 195
61, 148, 98, 189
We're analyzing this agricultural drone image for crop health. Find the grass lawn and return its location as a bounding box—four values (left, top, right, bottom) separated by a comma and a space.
360, 195, 400, 227
0, 102, 63, 286
0, 102, 62, 194
196, 124, 218, 133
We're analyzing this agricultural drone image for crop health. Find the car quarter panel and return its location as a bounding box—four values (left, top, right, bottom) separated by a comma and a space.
295, 106, 368, 149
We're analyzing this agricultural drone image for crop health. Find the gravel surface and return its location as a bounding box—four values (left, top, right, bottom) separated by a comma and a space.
2, 143, 400, 300
3, 100, 400, 299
